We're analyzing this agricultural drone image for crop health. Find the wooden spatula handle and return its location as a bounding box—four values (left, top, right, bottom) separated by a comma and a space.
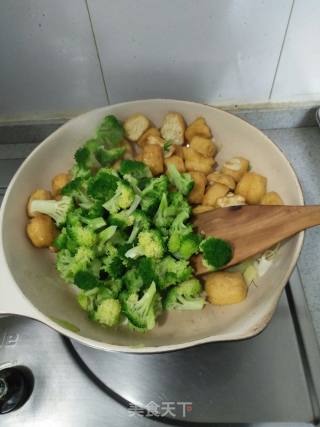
193, 205, 320, 275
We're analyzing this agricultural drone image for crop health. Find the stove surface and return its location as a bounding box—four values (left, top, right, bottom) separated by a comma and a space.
1, 271, 320, 426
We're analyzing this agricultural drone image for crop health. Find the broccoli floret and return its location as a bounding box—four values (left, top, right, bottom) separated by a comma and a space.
69, 164, 92, 180
56, 247, 94, 283
174, 232, 203, 260
74, 270, 100, 290
121, 282, 158, 330
93, 298, 121, 327
199, 237, 233, 271
156, 256, 193, 289
96, 226, 118, 254
125, 230, 164, 259
128, 210, 150, 243
123, 269, 144, 293
123, 174, 142, 195
140, 191, 161, 216
103, 182, 135, 214
138, 257, 157, 287
166, 164, 194, 195
119, 160, 152, 179
168, 210, 193, 254
142, 175, 169, 198
96, 115, 125, 147
108, 211, 134, 229
77, 288, 98, 312
81, 216, 106, 231
164, 279, 205, 311
68, 223, 96, 247
61, 177, 94, 210
99, 279, 123, 299
95, 146, 125, 167
101, 254, 125, 279
29, 196, 73, 227
87, 169, 119, 201
74, 138, 101, 170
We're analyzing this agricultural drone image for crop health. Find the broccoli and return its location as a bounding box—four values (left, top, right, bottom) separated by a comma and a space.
108, 212, 134, 229
96, 115, 125, 147
69, 163, 92, 180
29, 196, 73, 227
100, 279, 123, 299
101, 254, 125, 279
87, 169, 119, 201
174, 232, 202, 260
166, 163, 194, 195
140, 191, 161, 216
93, 298, 121, 327
74, 138, 101, 170
121, 282, 158, 330
74, 270, 100, 290
123, 174, 142, 196
128, 210, 150, 243
61, 177, 94, 210
56, 247, 94, 283
155, 256, 193, 289
68, 223, 96, 247
96, 226, 118, 254
77, 288, 98, 312
95, 146, 126, 167
123, 269, 144, 293
138, 257, 157, 287
119, 160, 152, 180
142, 175, 169, 198
168, 210, 193, 254
103, 181, 135, 214
199, 237, 233, 271
125, 230, 164, 259
164, 279, 205, 311
81, 216, 106, 231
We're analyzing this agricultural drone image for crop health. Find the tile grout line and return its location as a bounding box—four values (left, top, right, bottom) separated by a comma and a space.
85, 0, 110, 105
268, 0, 295, 100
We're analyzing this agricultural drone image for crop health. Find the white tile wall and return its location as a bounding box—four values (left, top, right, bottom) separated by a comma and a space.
271, 0, 320, 102
88, 0, 292, 105
0, 0, 107, 117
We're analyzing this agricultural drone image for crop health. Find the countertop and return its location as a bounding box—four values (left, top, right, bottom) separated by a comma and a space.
264, 127, 320, 340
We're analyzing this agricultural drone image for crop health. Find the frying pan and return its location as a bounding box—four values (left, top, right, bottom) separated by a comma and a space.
0, 99, 304, 353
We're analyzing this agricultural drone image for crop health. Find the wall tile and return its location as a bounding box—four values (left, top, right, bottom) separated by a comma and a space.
88, 0, 292, 105
271, 0, 320, 102
0, 0, 107, 117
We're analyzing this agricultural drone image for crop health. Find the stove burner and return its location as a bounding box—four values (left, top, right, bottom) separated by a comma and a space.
0, 367, 34, 414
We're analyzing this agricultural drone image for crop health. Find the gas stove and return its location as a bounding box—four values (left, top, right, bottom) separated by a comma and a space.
1, 269, 320, 426
1, 120, 320, 426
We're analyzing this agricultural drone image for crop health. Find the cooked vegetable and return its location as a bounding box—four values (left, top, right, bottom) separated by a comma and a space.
200, 237, 233, 271
27, 189, 52, 217
164, 279, 205, 311
29, 196, 73, 227
166, 163, 194, 196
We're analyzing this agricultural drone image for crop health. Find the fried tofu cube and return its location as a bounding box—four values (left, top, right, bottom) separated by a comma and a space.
236, 172, 267, 204
183, 147, 215, 175
205, 272, 248, 305
188, 171, 207, 204
261, 191, 284, 205
27, 189, 52, 217
222, 157, 249, 182
142, 144, 164, 176
124, 114, 150, 142
192, 205, 215, 215
137, 127, 160, 147
216, 193, 246, 208
173, 144, 184, 158
165, 155, 185, 173
190, 136, 217, 158
185, 117, 212, 142
207, 172, 236, 190
160, 112, 186, 145
202, 183, 229, 207
51, 173, 70, 197
26, 214, 57, 248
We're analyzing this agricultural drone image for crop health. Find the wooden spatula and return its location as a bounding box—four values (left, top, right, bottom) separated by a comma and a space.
192, 205, 320, 275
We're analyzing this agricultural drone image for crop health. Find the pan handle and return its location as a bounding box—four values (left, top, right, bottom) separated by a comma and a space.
0, 266, 43, 321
